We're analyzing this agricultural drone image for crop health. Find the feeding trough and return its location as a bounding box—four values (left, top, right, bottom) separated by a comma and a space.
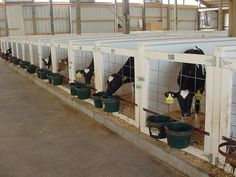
101, 95, 120, 112
92, 92, 105, 108
146, 115, 172, 139
165, 122, 193, 149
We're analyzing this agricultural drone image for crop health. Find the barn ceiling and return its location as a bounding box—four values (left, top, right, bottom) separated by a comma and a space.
198, 0, 229, 8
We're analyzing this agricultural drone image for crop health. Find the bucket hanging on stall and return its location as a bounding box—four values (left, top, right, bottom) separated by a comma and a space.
75, 85, 91, 100
165, 122, 193, 149
69, 82, 86, 96
146, 115, 172, 139
92, 92, 105, 108
51, 73, 63, 86
101, 95, 120, 112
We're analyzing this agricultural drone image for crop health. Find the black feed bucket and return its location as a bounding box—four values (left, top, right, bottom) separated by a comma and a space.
101, 95, 120, 112
75, 85, 91, 100
13, 58, 21, 65
165, 122, 193, 149
146, 115, 172, 139
39, 69, 51, 80
69, 82, 86, 96
51, 73, 63, 86
91, 92, 104, 108
20, 61, 30, 69
26, 64, 37, 74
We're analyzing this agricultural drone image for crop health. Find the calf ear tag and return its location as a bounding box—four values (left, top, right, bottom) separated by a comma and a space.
166, 94, 174, 105
76, 72, 82, 78
122, 76, 128, 82
195, 90, 202, 100
84, 68, 90, 74
108, 76, 114, 82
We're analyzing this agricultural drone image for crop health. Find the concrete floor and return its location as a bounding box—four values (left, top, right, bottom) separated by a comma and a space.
0, 62, 187, 177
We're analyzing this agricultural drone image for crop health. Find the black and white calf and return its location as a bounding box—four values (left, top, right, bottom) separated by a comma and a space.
105, 56, 134, 96
2, 48, 12, 60
42, 53, 52, 69
76, 59, 94, 85
165, 47, 206, 118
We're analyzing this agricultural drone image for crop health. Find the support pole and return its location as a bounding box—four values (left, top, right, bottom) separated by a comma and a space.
142, 0, 146, 31
32, 5, 37, 35
174, 0, 178, 30
4, 5, 9, 36
167, 0, 170, 30
114, 0, 118, 32
49, 0, 54, 35
75, 0, 81, 34
229, 0, 236, 37
218, 0, 223, 31
160, 0, 163, 22
123, 0, 130, 34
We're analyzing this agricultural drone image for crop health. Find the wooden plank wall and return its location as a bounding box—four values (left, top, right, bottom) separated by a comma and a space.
0, 2, 198, 36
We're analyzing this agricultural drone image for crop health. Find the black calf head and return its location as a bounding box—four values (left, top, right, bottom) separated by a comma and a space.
76, 59, 94, 85
42, 54, 52, 69
106, 73, 123, 95
105, 56, 135, 95
2, 48, 12, 60
165, 47, 206, 117
6, 48, 12, 55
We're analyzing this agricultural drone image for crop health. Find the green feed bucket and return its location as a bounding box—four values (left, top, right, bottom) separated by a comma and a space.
26, 64, 37, 74
47, 73, 53, 84
36, 69, 40, 78
39, 69, 50, 80
91, 92, 104, 108
75, 85, 91, 100
13, 58, 20, 65
101, 95, 120, 112
52, 73, 63, 86
165, 122, 193, 149
146, 115, 172, 139
20, 61, 30, 69
69, 82, 85, 96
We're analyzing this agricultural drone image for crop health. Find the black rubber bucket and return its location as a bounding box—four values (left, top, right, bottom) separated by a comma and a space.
101, 95, 120, 112
51, 73, 63, 86
46, 72, 54, 84
13, 58, 21, 65
36, 69, 40, 78
20, 61, 30, 69
146, 115, 172, 139
69, 82, 85, 96
39, 69, 50, 80
91, 92, 104, 108
165, 122, 193, 149
75, 85, 91, 100
26, 64, 37, 74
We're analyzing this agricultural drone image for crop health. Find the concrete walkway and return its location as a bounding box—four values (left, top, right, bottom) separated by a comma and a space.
0, 62, 186, 177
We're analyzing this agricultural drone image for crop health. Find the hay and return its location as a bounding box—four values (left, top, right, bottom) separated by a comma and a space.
119, 93, 135, 120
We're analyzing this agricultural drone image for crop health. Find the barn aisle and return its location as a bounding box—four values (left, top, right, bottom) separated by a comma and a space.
0, 62, 186, 177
